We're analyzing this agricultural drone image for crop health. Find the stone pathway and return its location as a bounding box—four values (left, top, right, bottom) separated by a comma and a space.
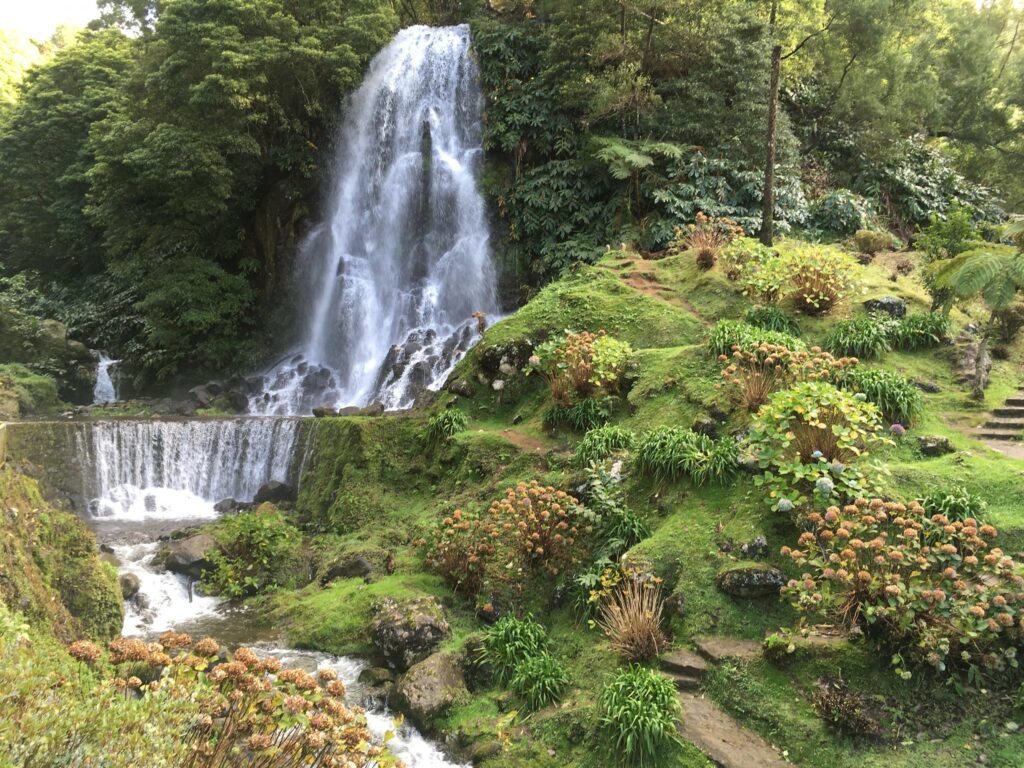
660, 639, 789, 767
977, 388, 1024, 459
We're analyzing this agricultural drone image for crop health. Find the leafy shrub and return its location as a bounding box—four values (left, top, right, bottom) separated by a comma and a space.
721, 237, 774, 282
824, 316, 894, 359
480, 615, 548, 685
509, 652, 569, 710
426, 407, 469, 446
780, 246, 861, 314
888, 312, 949, 351
545, 396, 614, 431
586, 467, 650, 557
205, 506, 302, 599
707, 319, 803, 356
811, 189, 872, 235
853, 229, 895, 255
920, 484, 987, 522
748, 381, 891, 513
575, 425, 636, 467
35, 630, 392, 767
530, 330, 632, 407
718, 343, 856, 411
838, 368, 923, 425
915, 204, 978, 261
743, 305, 800, 335
597, 578, 668, 662
599, 665, 682, 765
783, 497, 1023, 680
633, 427, 738, 486
419, 482, 590, 601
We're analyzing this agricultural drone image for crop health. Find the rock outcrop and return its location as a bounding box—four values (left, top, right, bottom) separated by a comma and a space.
371, 596, 450, 671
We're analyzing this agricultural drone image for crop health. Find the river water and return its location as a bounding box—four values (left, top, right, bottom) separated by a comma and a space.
79, 417, 467, 767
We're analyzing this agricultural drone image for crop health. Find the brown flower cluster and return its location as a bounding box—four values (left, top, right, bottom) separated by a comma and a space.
66, 633, 398, 768
782, 497, 1023, 678
717, 343, 856, 411
420, 481, 589, 602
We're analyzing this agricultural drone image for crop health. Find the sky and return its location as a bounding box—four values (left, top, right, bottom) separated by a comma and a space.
0, 0, 100, 41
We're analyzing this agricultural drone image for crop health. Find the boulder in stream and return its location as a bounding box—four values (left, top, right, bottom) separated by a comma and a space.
119, 572, 141, 600
158, 533, 216, 579
393, 651, 468, 728
253, 481, 295, 504
371, 596, 450, 671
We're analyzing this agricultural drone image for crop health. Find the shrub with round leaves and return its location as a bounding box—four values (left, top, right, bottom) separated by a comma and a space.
747, 381, 891, 514
782, 497, 1023, 680
529, 330, 632, 407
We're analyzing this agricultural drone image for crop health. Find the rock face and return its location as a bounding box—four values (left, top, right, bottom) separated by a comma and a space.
321, 556, 373, 583
393, 652, 468, 727
253, 480, 295, 504
158, 533, 216, 579
716, 564, 786, 598
371, 596, 450, 671
119, 572, 141, 600
863, 296, 907, 318
918, 435, 955, 457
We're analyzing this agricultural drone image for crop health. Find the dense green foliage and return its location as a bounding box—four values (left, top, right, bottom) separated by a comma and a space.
599, 665, 682, 766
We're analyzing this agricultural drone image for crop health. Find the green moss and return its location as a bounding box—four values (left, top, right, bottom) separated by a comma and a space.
0, 362, 65, 416
0, 466, 122, 642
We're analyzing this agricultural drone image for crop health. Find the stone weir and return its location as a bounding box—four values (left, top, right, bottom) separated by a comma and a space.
2, 416, 313, 513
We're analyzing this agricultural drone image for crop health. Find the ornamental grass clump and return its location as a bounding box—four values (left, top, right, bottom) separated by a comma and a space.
597, 577, 669, 662
748, 381, 891, 514
529, 330, 632, 407
418, 481, 590, 602
675, 211, 743, 269
824, 315, 895, 359
633, 427, 738, 486
888, 312, 949, 351
920, 484, 987, 522
743, 304, 800, 335
480, 615, 548, 684
717, 343, 856, 411
838, 367, 923, 425
509, 652, 569, 710
426, 407, 469, 445
782, 497, 1024, 680
707, 319, 803, 356
574, 424, 636, 467
599, 665, 682, 766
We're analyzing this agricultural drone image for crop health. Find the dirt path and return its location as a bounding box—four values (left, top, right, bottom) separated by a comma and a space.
608, 257, 711, 326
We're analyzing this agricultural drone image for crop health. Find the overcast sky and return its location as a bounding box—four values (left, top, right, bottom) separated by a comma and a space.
1, 0, 100, 41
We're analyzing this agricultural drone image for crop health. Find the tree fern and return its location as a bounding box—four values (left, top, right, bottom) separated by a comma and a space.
932, 245, 1024, 312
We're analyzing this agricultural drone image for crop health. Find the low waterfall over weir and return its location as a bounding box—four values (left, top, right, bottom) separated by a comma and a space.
251, 24, 498, 415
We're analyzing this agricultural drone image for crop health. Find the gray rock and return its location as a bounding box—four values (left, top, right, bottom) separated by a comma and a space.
864, 296, 907, 318
913, 380, 942, 394
358, 667, 395, 686
189, 385, 215, 408
312, 406, 338, 418
393, 652, 468, 727
371, 596, 450, 671
664, 588, 686, 619
119, 572, 141, 600
740, 535, 769, 560
692, 417, 718, 438
159, 533, 216, 579
716, 564, 786, 598
918, 435, 955, 457
214, 498, 246, 515
447, 379, 474, 398
253, 480, 294, 504
321, 556, 373, 583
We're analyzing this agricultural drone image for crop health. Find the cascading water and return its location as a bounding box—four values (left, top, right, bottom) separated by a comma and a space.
93, 354, 119, 404
251, 24, 498, 415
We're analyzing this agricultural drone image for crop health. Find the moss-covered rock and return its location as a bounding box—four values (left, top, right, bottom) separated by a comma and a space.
0, 466, 122, 642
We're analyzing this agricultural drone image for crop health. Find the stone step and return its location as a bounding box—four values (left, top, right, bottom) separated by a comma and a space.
1005, 398, 1024, 407
978, 429, 1023, 440
668, 672, 703, 692
994, 407, 1024, 417
679, 693, 790, 768
694, 637, 763, 664
661, 649, 711, 678
983, 420, 1024, 430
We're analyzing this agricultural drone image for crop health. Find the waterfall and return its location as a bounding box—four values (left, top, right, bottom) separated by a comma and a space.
251, 24, 498, 415
93, 354, 119, 404
78, 418, 301, 520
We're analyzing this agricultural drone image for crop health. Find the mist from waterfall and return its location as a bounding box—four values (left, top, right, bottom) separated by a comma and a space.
251, 24, 497, 415
93, 354, 119, 404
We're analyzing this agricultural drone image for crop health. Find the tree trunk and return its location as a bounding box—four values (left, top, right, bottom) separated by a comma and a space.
759, 42, 781, 246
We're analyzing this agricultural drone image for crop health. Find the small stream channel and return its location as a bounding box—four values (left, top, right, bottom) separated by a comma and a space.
73, 416, 467, 767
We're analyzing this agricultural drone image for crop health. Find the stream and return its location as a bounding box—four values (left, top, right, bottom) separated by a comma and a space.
78, 417, 467, 767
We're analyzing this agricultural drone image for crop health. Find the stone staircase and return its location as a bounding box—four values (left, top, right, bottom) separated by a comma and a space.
979, 390, 1024, 441
660, 639, 789, 767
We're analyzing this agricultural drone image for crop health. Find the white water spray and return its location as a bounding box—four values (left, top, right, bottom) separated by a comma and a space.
93, 354, 119, 404
252, 24, 498, 414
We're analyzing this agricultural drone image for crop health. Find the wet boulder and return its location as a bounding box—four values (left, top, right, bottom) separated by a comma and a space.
119, 572, 141, 600
158, 533, 216, 579
321, 556, 373, 583
213, 498, 247, 515
918, 435, 955, 457
371, 596, 450, 671
716, 564, 786, 598
863, 296, 906, 318
393, 652, 468, 728
253, 481, 294, 504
